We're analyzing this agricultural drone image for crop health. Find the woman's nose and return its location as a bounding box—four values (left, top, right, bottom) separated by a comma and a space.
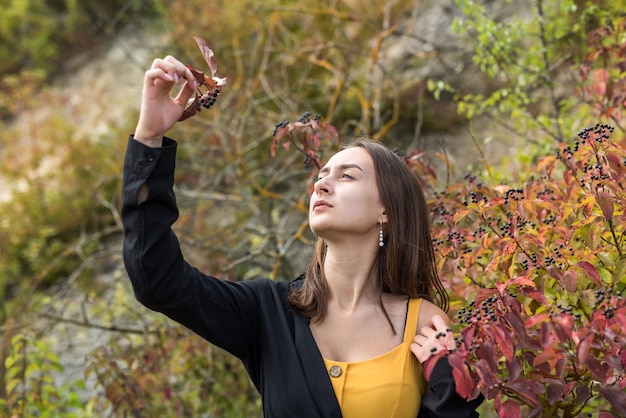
314, 176, 331, 194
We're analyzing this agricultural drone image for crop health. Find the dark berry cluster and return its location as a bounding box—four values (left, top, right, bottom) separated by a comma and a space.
457, 296, 501, 325
196, 86, 222, 111
555, 303, 581, 320
592, 288, 626, 320
272, 120, 289, 136
503, 188, 525, 204
296, 111, 321, 123
558, 124, 615, 161
577, 123, 614, 143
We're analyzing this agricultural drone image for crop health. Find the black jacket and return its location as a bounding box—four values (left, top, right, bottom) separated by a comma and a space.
121, 136, 483, 417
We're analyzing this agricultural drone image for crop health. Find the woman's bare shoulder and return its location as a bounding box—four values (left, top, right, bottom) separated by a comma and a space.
416, 298, 451, 333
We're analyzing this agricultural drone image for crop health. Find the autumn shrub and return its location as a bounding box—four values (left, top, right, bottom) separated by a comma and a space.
85, 327, 260, 417
426, 124, 626, 418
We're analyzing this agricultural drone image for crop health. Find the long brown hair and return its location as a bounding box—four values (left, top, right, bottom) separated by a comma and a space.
288, 137, 449, 325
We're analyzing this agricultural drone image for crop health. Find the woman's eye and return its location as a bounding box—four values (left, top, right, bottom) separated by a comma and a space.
342, 173, 353, 179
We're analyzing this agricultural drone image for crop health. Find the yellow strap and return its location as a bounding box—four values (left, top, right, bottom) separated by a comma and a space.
403, 298, 422, 343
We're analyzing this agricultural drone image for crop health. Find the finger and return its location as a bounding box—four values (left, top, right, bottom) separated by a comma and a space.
162, 55, 193, 85
431, 315, 451, 332
410, 342, 437, 363
420, 326, 436, 338
144, 68, 175, 88
173, 80, 196, 108
430, 315, 456, 350
412, 334, 428, 346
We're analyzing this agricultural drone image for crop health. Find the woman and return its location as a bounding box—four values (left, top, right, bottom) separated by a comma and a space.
122, 56, 482, 417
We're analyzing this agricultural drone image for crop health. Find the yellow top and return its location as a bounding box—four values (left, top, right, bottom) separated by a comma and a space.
323, 298, 426, 418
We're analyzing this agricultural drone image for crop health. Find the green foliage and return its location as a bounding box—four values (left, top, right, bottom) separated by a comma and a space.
1, 333, 86, 416
436, 0, 625, 162
0, 115, 123, 321
0, 0, 159, 118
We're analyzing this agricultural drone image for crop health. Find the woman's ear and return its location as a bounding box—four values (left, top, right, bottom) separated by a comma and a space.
381, 210, 388, 224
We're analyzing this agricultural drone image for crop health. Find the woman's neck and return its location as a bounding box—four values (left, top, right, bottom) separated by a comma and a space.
323, 244, 381, 311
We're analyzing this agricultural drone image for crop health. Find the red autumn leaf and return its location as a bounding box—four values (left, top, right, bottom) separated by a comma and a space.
519, 288, 548, 305
606, 153, 625, 179
511, 276, 536, 288
577, 334, 593, 366
547, 381, 564, 404
555, 357, 567, 378
595, 191, 614, 220
477, 339, 498, 373
577, 261, 602, 287
422, 351, 447, 381
598, 383, 626, 416
552, 314, 574, 343
475, 359, 498, 388
507, 358, 522, 381
447, 352, 475, 399
575, 384, 590, 402
507, 312, 528, 338
585, 356, 610, 381
525, 313, 550, 328
506, 378, 543, 408
494, 323, 515, 363
563, 270, 578, 293
498, 399, 521, 418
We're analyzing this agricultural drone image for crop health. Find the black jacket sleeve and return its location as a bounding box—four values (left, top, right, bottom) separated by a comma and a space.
121, 136, 261, 359
418, 356, 484, 418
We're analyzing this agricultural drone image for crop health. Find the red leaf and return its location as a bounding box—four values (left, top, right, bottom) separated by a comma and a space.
575, 384, 590, 402
477, 339, 498, 373
552, 314, 574, 343
506, 378, 543, 408
547, 382, 564, 404
494, 324, 515, 363
577, 334, 593, 366
563, 270, 578, 293
475, 359, 498, 388
448, 352, 475, 399
595, 191, 614, 220
194, 37, 218, 76
422, 351, 447, 381
498, 399, 521, 418
577, 261, 602, 287
525, 313, 550, 329
507, 358, 522, 381
598, 383, 626, 416
507, 312, 528, 338
511, 276, 536, 288
555, 358, 567, 378
585, 356, 610, 381
519, 288, 548, 305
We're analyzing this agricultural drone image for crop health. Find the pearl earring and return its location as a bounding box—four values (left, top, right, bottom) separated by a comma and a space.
379, 219, 384, 247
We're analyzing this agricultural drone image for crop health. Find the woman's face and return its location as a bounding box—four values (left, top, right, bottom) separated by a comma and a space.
309, 147, 386, 242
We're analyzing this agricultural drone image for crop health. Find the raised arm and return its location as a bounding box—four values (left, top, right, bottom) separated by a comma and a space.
121, 56, 258, 360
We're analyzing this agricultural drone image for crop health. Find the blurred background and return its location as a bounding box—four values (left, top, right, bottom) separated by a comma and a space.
0, 0, 624, 416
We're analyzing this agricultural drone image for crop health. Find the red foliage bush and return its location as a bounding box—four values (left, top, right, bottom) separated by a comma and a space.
430, 124, 626, 417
